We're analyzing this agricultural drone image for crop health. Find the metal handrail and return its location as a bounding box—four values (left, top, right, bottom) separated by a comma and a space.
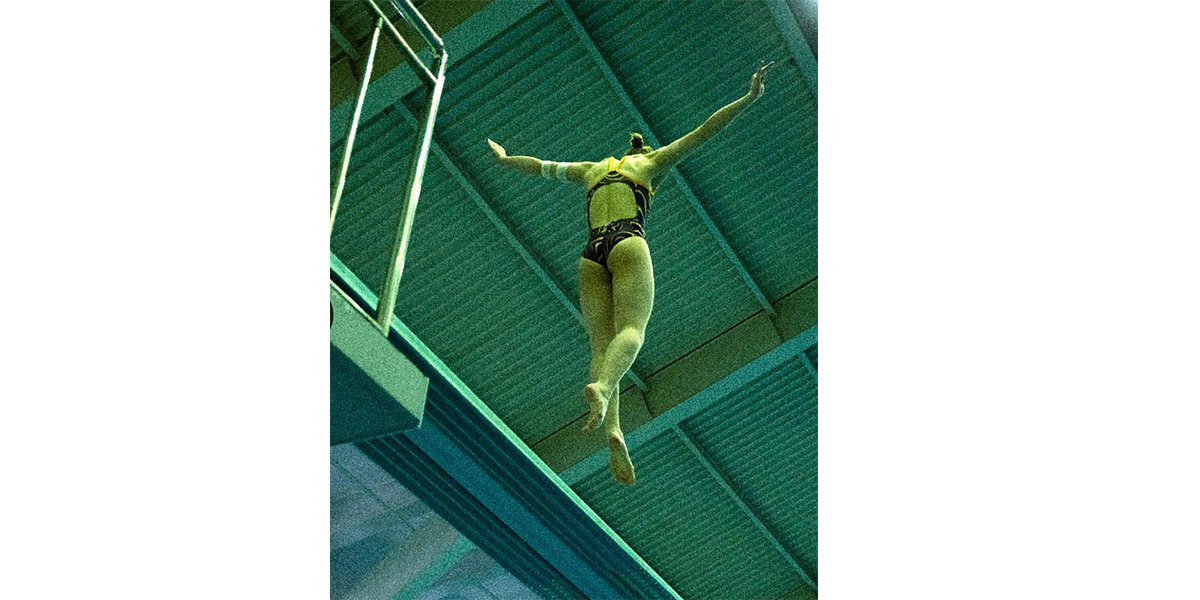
362, 0, 435, 87
388, 0, 445, 55
375, 50, 448, 329
330, 18, 382, 237
330, 0, 448, 334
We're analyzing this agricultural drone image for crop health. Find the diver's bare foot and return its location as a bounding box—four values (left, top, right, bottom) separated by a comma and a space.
582, 383, 610, 432
608, 431, 636, 485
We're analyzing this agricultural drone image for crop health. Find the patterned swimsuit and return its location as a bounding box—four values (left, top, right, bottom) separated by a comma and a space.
582, 156, 654, 270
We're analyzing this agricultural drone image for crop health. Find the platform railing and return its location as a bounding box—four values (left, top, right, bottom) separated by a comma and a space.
330, 0, 448, 334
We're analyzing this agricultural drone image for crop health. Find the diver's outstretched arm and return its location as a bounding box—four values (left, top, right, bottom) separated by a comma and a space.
487, 138, 540, 174
647, 62, 774, 172
488, 139, 597, 185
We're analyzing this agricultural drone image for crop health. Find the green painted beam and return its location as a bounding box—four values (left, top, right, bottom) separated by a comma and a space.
772, 278, 817, 341
330, 282, 428, 444
764, 0, 817, 99
331, 22, 363, 62
775, 583, 819, 600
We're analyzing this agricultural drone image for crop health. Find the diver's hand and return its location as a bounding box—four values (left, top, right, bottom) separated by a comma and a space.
487, 138, 507, 161
747, 61, 775, 100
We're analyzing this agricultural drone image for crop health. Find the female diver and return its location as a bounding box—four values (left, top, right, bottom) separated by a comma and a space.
488, 62, 773, 485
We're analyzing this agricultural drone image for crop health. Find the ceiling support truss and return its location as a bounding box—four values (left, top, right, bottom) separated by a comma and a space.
553, 0, 776, 318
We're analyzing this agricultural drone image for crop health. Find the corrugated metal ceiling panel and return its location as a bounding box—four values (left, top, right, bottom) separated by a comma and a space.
573, 431, 805, 599
681, 356, 818, 580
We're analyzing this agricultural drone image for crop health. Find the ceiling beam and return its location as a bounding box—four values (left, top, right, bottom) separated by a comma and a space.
382, 104, 649, 392
673, 425, 816, 592
774, 584, 818, 600
552, 0, 776, 318
799, 345, 817, 379
763, 0, 817, 99
330, 21, 363, 63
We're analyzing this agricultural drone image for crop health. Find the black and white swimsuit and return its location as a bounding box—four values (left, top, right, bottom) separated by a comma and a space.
582, 156, 654, 270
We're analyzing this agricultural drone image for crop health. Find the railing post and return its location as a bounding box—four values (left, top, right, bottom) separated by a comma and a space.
330, 17, 383, 236
374, 50, 449, 331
